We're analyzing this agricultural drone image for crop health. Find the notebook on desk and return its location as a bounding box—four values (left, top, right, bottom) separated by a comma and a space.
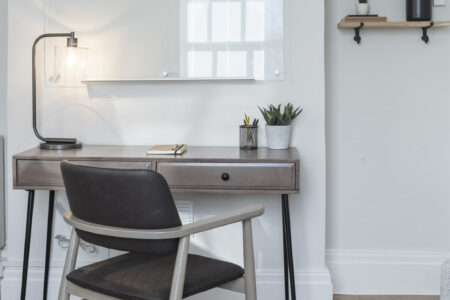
147, 144, 187, 155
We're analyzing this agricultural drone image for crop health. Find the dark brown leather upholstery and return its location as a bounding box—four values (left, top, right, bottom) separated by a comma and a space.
61, 162, 182, 254
61, 162, 244, 299
66, 253, 244, 300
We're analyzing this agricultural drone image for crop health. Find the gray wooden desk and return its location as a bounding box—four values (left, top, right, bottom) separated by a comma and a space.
13, 145, 300, 300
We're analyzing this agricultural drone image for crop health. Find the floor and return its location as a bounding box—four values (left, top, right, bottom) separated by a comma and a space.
334, 296, 439, 300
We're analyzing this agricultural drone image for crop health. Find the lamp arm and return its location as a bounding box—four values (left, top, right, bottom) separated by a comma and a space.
32, 32, 77, 144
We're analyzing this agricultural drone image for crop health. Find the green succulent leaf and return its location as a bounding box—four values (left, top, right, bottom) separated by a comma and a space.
258, 102, 303, 126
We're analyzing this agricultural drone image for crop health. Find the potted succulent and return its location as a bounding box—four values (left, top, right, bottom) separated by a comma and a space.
356, 0, 369, 15
259, 103, 302, 150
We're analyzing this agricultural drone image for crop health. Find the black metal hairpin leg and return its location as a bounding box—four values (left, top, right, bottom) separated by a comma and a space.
353, 22, 364, 44
43, 191, 55, 300
282, 194, 296, 300
422, 22, 434, 43
282, 203, 290, 300
21, 190, 35, 300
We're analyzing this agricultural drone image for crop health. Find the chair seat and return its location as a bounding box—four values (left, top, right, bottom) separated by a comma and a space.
67, 252, 244, 300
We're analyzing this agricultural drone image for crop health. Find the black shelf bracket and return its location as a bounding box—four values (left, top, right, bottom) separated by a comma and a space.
421, 21, 434, 43
353, 22, 364, 44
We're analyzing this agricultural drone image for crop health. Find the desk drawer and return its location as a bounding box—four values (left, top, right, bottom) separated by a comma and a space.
15, 160, 152, 188
157, 162, 296, 190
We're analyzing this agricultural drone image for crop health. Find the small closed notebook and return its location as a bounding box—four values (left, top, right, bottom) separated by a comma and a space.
147, 144, 187, 155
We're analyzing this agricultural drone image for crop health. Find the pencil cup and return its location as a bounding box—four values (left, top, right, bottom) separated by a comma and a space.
240, 125, 258, 150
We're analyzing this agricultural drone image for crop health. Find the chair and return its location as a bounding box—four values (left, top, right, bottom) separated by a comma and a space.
58, 161, 264, 300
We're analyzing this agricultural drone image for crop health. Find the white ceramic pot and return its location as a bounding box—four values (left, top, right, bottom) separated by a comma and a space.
265, 125, 291, 150
355, 3, 369, 15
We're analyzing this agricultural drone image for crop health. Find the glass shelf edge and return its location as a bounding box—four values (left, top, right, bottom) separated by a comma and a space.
82, 77, 257, 84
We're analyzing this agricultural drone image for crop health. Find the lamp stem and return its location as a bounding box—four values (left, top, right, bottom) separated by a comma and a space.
32, 33, 81, 148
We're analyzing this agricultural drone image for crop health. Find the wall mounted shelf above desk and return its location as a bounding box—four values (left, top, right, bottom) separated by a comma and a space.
338, 21, 450, 44
82, 77, 256, 85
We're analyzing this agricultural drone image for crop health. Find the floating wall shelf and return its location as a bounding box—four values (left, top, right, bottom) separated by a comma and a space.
338, 21, 450, 44
82, 77, 256, 85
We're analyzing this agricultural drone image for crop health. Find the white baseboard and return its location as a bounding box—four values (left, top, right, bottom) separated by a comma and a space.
0, 266, 333, 300
327, 249, 450, 295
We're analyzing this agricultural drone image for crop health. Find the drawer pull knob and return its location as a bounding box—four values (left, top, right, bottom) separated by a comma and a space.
221, 173, 230, 181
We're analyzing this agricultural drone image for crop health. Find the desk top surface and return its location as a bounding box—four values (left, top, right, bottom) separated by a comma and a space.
14, 145, 299, 162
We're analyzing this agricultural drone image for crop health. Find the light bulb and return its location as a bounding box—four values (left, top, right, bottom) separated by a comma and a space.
53, 45, 88, 86
66, 49, 77, 66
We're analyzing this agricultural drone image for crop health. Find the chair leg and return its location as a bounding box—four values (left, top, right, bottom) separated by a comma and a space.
169, 236, 190, 300
243, 219, 257, 300
58, 228, 80, 300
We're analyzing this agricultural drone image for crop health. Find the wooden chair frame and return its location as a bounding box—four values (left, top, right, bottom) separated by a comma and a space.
58, 205, 264, 300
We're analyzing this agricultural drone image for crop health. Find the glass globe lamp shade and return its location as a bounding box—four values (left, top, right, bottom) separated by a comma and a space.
53, 46, 88, 86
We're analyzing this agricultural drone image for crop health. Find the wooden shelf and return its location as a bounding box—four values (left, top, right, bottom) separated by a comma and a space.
82, 77, 256, 85
338, 20, 450, 44
339, 21, 450, 28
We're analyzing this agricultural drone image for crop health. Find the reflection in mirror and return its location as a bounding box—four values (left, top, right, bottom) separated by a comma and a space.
44, 0, 284, 82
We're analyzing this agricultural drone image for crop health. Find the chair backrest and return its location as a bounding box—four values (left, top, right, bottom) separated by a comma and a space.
60, 161, 182, 254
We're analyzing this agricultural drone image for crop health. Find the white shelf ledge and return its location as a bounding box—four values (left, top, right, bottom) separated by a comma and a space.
82, 77, 256, 84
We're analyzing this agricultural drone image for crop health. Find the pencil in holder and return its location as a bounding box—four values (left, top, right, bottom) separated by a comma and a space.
240, 125, 258, 150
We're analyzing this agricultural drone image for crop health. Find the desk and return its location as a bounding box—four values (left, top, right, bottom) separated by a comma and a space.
13, 145, 300, 300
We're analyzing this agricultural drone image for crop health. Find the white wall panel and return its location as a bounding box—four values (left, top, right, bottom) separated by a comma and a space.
3, 0, 329, 298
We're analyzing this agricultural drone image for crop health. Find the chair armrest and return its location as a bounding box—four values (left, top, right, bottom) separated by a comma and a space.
63, 205, 264, 240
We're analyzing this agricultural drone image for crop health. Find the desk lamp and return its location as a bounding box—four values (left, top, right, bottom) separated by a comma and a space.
32, 32, 87, 150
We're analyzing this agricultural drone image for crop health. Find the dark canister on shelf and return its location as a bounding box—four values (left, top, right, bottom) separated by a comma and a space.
406, 0, 432, 21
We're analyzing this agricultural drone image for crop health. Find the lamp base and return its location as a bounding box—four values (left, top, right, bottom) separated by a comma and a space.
39, 142, 82, 150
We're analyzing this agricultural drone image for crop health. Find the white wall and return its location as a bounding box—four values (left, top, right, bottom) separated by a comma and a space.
326, 0, 450, 295
0, 0, 6, 136
2, 0, 331, 299
0, 0, 8, 252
